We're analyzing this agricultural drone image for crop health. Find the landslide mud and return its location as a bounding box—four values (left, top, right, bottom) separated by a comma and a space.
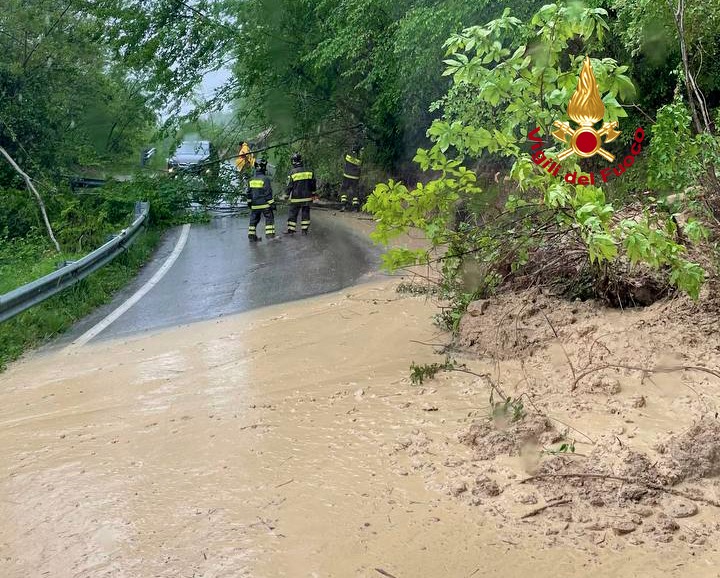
1, 273, 720, 576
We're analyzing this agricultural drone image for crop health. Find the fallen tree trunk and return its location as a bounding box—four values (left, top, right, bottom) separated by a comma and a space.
0, 146, 61, 253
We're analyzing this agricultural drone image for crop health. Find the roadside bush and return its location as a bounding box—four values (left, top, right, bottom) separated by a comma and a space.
366, 4, 708, 323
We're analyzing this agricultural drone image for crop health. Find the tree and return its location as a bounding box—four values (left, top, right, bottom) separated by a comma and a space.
366, 3, 705, 304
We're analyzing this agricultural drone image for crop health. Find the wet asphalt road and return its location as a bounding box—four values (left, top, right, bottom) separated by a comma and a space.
61, 209, 380, 344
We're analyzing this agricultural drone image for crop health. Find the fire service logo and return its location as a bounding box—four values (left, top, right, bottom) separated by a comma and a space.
528, 56, 644, 186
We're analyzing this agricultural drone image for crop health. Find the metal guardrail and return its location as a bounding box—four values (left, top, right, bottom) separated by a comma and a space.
0, 202, 150, 324
69, 177, 107, 190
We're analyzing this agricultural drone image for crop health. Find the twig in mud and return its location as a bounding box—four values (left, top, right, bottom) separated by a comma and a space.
515, 391, 541, 413
572, 363, 720, 391
513, 302, 530, 353
494, 303, 521, 359
448, 367, 507, 400
347, 296, 405, 304
458, 367, 596, 444
255, 517, 277, 532
545, 415, 596, 445
519, 473, 720, 508
409, 340, 450, 348
519, 358, 534, 391
520, 498, 573, 519
586, 330, 620, 366
375, 569, 399, 578
275, 479, 294, 488
239, 423, 276, 431
541, 311, 576, 383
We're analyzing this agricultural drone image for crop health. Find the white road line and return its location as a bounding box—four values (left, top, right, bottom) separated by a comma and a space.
67, 223, 192, 350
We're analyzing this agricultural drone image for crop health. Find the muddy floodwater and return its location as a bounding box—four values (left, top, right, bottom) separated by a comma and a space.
2, 279, 720, 577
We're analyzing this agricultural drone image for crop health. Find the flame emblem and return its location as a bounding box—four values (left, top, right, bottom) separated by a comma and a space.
552, 57, 620, 162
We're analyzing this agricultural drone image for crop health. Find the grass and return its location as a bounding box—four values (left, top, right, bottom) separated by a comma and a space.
0, 236, 85, 294
0, 228, 161, 370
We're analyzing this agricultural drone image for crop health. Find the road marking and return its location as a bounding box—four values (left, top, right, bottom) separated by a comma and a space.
67, 223, 191, 350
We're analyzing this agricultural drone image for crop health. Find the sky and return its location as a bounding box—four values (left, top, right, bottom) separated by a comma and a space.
177, 67, 233, 116
199, 67, 233, 106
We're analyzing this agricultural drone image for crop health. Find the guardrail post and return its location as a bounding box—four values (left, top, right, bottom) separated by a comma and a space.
134, 201, 149, 220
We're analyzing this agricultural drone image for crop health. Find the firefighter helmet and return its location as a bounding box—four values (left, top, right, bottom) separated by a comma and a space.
255, 158, 268, 172
291, 153, 302, 167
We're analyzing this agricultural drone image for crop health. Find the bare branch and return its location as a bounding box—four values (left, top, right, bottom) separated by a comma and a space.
0, 146, 61, 253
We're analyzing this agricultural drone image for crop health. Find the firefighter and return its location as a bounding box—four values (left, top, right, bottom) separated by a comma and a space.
234, 142, 255, 204
246, 158, 276, 242
235, 141, 255, 173
285, 153, 316, 235
340, 144, 362, 211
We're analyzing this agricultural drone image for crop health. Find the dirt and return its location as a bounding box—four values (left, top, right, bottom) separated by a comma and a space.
397, 286, 720, 553
657, 418, 720, 483
459, 413, 561, 460
1, 216, 720, 576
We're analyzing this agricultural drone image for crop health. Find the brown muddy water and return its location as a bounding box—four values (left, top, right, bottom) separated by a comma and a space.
1, 279, 719, 577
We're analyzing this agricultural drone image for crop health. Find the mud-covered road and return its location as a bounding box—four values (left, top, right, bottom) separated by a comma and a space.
2, 215, 718, 577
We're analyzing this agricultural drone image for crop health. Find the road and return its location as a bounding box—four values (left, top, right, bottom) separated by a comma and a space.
62, 208, 379, 344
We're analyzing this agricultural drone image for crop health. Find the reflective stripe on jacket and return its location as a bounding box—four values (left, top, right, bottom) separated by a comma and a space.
343, 154, 362, 180
287, 166, 316, 202
248, 173, 274, 208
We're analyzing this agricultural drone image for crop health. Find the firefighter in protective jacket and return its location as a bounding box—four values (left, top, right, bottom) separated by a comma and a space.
285, 153, 316, 235
246, 159, 275, 241
340, 145, 362, 211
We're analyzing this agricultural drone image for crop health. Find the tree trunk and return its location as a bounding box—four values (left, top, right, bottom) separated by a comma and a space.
669, 0, 713, 134
0, 146, 61, 253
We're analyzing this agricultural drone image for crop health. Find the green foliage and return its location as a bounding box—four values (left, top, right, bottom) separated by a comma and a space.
102, 174, 214, 227
409, 358, 457, 385
544, 440, 576, 454
366, 2, 707, 305
396, 281, 438, 296
490, 396, 526, 423
221, 0, 550, 178
0, 234, 67, 294
611, 0, 720, 112
0, 0, 156, 182
648, 101, 720, 194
